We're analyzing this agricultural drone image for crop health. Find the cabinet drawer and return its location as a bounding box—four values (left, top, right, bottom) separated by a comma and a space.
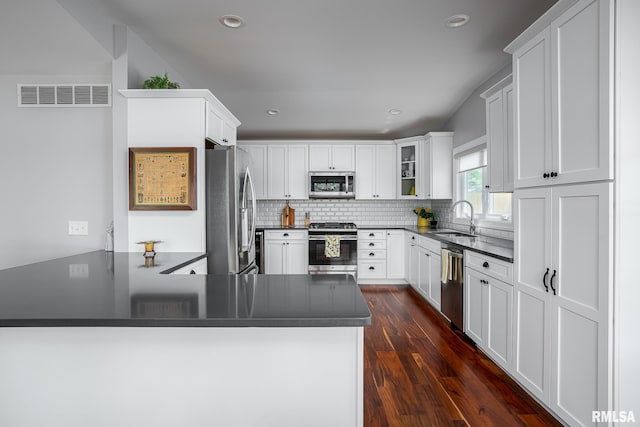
358, 240, 386, 250
358, 260, 387, 278
358, 249, 386, 260
466, 251, 513, 283
417, 235, 441, 253
358, 230, 386, 240
264, 230, 308, 240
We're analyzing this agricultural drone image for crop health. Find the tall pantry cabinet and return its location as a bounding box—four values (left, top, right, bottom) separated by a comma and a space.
508, 0, 614, 425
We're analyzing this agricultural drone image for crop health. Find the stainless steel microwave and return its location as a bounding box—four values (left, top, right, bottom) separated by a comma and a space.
309, 172, 355, 199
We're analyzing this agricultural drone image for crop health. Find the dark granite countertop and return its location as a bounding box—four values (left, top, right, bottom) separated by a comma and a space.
0, 251, 370, 328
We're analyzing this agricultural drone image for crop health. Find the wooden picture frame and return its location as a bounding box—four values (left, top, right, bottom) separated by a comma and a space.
129, 147, 196, 210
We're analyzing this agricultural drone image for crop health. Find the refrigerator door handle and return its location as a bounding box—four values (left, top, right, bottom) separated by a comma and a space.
244, 167, 257, 251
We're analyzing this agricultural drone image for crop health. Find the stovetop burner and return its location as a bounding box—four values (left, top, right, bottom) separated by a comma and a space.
308, 222, 357, 231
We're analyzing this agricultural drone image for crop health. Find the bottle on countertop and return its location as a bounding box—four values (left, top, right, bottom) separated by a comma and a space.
304, 211, 311, 228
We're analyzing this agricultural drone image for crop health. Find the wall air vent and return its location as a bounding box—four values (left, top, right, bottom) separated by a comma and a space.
17, 84, 111, 107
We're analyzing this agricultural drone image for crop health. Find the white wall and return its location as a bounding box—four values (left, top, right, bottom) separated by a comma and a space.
0, 1, 113, 270
0, 75, 112, 270
440, 64, 512, 148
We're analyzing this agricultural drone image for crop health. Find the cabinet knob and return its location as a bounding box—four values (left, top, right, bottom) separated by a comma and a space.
412, 236, 415, 240
485, 185, 490, 189
551, 172, 558, 178
482, 261, 489, 268
543, 172, 550, 178
189, 270, 196, 275
425, 253, 430, 257
283, 233, 289, 237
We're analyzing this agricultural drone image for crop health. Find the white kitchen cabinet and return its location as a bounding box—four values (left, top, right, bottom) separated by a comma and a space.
513, 182, 611, 425
308, 144, 354, 171
395, 137, 421, 199
357, 230, 387, 281
464, 252, 513, 371
481, 77, 514, 193
267, 145, 309, 199
264, 230, 308, 274
512, 0, 612, 189
404, 232, 441, 310
206, 102, 236, 146
170, 257, 208, 275
421, 132, 453, 199
355, 144, 396, 199
242, 144, 268, 200
385, 230, 405, 280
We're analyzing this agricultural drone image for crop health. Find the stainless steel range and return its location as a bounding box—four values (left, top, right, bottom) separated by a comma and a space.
308, 222, 358, 277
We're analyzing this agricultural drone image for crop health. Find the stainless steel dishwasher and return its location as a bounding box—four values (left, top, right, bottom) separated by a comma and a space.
440, 242, 464, 330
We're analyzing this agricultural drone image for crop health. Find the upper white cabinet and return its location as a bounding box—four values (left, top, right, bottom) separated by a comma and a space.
481, 76, 514, 193
395, 137, 422, 199
422, 132, 453, 199
513, 182, 611, 426
241, 144, 268, 200
395, 133, 453, 200
206, 101, 237, 146
512, 0, 612, 188
355, 144, 396, 200
267, 145, 309, 199
308, 144, 355, 171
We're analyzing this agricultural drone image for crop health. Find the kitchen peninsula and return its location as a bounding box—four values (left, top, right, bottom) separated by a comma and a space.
0, 251, 370, 427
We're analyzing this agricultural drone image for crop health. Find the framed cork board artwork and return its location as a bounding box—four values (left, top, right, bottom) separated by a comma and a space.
129, 147, 196, 211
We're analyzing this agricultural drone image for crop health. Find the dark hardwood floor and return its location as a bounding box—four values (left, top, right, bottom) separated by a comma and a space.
361, 285, 561, 427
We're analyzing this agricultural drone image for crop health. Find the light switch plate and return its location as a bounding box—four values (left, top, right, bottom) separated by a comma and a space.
68, 220, 88, 236
69, 263, 89, 278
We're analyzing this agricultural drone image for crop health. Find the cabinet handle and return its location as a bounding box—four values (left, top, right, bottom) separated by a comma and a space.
482, 261, 489, 268
369, 266, 375, 270
283, 233, 289, 237
412, 236, 415, 240
369, 242, 375, 247
550, 269, 557, 295
369, 233, 375, 237
485, 185, 489, 189
543, 172, 550, 178
190, 270, 196, 275
369, 252, 375, 257
551, 172, 558, 178
542, 268, 549, 292
426, 253, 430, 257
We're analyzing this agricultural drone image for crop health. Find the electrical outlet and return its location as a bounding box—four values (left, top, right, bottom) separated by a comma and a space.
68, 221, 88, 236
69, 264, 89, 278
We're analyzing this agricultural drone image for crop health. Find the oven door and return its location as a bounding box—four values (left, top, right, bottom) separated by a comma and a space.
308, 234, 358, 271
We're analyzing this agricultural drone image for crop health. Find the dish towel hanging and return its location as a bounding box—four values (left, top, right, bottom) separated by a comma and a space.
441, 249, 451, 283
324, 235, 341, 258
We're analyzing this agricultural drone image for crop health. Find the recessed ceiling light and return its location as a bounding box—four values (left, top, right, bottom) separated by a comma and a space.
266, 109, 280, 116
445, 14, 469, 28
388, 108, 403, 115
219, 15, 245, 29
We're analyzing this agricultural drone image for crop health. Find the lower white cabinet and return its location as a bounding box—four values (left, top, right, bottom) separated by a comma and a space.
170, 257, 208, 275
464, 252, 513, 371
358, 230, 405, 283
264, 230, 308, 274
406, 232, 441, 310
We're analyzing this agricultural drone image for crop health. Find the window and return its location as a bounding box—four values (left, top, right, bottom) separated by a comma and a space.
454, 141, 512, 226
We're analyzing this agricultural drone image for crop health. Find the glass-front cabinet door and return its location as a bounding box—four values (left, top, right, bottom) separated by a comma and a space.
396, 138, 421, 199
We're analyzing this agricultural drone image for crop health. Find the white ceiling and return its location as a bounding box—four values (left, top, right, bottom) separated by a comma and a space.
6, 0, 556, 139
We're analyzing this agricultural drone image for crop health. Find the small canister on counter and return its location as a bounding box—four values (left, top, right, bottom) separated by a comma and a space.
304, 211, 311, 228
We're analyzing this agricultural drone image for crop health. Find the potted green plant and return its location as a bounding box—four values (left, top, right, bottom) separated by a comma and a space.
142, 72, 181, 89
413, 207, 434, 228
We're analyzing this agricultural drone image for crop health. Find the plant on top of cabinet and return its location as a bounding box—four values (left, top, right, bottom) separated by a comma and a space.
142, 72, 181, 89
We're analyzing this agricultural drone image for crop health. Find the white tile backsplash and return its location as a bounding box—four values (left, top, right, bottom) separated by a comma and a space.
257, 199, 431, 228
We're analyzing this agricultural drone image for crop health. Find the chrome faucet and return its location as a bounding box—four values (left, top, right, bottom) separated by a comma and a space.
451, 200, 476, 235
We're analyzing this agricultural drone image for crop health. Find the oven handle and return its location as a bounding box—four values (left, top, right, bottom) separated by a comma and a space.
309, 236, 358, 241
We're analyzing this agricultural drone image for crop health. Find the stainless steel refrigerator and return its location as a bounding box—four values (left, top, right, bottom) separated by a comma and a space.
205, 145, 257, 274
